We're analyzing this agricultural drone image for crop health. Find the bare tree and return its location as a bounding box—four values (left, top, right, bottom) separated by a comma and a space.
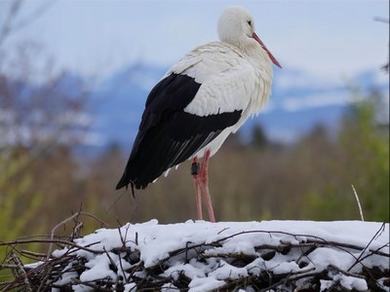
0, 0, 57, 48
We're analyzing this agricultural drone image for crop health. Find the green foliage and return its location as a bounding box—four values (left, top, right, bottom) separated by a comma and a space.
340, 99, 389, 221
0, 151, 44, 280
304, 92, 389, 221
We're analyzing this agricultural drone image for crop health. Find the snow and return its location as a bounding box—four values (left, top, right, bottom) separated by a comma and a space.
80, 253, 118, 282
309, 247, 356, 271
320, 279, 333, 291
123, 283, 136, 292
52, 264, 78, 286
46, 220, 388, 291
209, 262, 249, 280
332, 273, 368, 291
163, 261, 206, 280
188, 277, 225, 292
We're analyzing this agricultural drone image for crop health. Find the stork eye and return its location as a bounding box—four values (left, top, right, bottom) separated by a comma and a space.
247, 20, 252, 26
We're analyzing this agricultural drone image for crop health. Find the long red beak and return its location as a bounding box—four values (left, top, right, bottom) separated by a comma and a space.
252, 32, 282, 68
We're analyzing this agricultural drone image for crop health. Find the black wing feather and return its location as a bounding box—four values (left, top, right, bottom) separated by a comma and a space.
116, 73, 242, 190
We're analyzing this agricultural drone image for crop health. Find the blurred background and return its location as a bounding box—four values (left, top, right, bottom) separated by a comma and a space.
0, 0, 388, 248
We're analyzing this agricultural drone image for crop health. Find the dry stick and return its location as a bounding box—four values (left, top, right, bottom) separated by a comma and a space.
20, 249, 47, 259
264, 230, 387, 256
352, 184, 365, 221
328, 264, 378, 290
47, 212, 76, 250
305, 239, 389, 257
7, 234, 63, 240
9, 253, 32, 292
72, 222, 84, 239
348, 222, 387, 271
37, 264, 52, 292
2, 247, 68, 291
296, 244, 317, 266
220, 267, 316, 291
103, 247, 117, 273
43, 256, 81, 288
13, 249, 43, 262
6, 244, 43, 264
0, 264, 19, 269
47, 211, 109, 259
7, 245, 86, 290
71, 205, 84, 241
117, 226, 126, 247
46, 251, 91, 286
355, 243, 389, 265
0, 279, 16, 292
71, 278, 113, 291
0, 281, 24, 292
0, 239, 100, 254
288, 238, 379, 274
116, 227, 129, 283
351, 243, 390, 287
152, 229, 388, 280
217, 227, 230, 234
166, 229, 388, 262
215, 229, 342, 246
124, 223, 132, 246
259, 270, 324, 292
329, 264, 367, 279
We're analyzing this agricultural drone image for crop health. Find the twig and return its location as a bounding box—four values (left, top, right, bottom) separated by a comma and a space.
329, 264, 366, 279
9, 253, 32, 292
263, 270, 323, 290
116, 227, 129, 283
0, 238, 100, 254
355, 243, 389, 265
20, 249, 47, 259
351, 184, 365, 221
47, 211, 108, 258
348, 223, 387, 271
103, 247, 117, 273
0, 264, 18, 269
165, 229, 388, 262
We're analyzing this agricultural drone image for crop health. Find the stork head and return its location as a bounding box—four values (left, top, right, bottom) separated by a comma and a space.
218, 6, 281, 68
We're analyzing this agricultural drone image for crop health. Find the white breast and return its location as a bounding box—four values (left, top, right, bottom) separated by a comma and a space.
167, 41, 273, 158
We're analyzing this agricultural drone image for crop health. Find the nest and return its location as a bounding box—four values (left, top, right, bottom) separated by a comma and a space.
1, 217, 389, 291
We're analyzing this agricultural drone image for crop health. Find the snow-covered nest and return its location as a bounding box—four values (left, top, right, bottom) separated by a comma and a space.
6, 220, 390, 291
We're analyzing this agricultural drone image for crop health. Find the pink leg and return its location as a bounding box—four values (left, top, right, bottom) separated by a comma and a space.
199, 150, 216, 222
192, 157, 203, 220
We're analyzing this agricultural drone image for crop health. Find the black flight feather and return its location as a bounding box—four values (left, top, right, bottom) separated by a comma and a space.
116, 73, 242, 190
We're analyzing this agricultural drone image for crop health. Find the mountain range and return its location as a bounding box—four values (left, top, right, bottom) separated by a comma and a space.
85, 62, 388, 149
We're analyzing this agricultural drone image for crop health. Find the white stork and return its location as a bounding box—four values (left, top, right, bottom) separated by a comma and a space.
116, 6, 281, 222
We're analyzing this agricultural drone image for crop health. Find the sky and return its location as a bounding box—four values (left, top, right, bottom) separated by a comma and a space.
0, 0, 389, 80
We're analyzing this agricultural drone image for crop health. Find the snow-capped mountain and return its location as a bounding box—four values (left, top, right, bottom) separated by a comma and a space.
87, 63, 389, 147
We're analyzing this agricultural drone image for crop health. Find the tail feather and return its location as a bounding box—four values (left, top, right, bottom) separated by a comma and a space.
115, 171, 136, 197
115, 173, 130, 190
